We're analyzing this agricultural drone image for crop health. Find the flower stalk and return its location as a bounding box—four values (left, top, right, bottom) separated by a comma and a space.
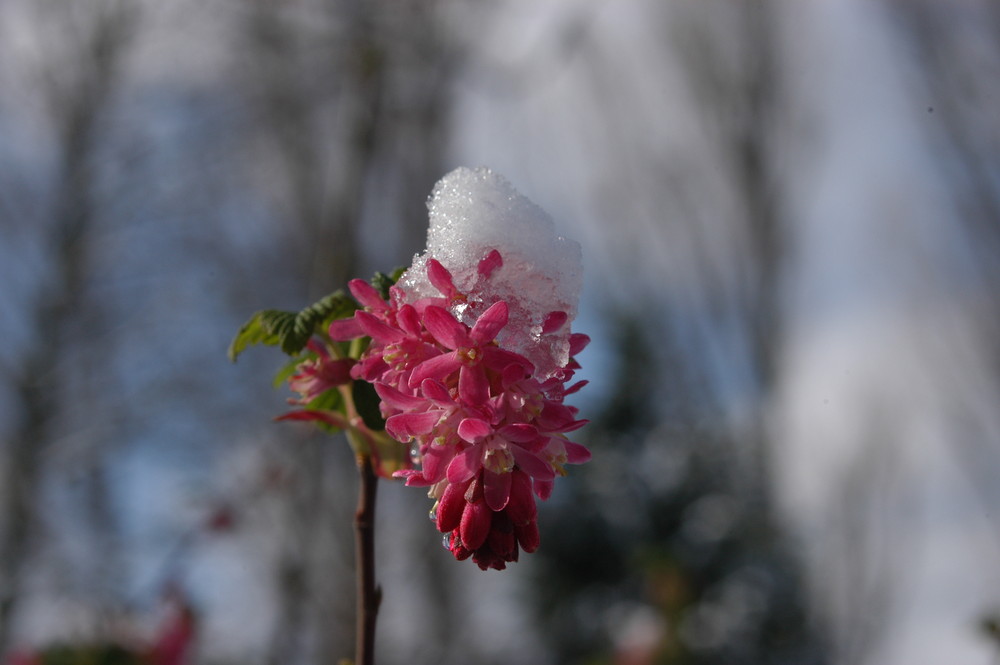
354, 453, 380, 665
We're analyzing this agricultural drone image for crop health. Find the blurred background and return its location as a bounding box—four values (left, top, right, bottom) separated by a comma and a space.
1, 0, 999, 664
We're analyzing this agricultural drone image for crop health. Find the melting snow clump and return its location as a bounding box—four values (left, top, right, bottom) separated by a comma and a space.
399, 166, 583, 377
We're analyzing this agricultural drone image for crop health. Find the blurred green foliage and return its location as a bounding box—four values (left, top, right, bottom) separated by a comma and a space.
35, 644, 143, 665
533, 318, 826, 665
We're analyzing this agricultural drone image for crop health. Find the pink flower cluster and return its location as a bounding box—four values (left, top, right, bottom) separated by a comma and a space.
327, 250, 590, 570
287, 340, 354, 404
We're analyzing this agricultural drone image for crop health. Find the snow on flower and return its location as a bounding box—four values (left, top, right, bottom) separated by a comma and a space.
398, 167, 583, 378
329, 167, 591, 570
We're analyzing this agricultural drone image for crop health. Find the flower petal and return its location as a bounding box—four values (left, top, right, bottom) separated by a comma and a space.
396, 304, 422, 337
374, 382, 426, 411
500, 362, 530, 388
533, 478, 553, 501
421, 443, 456, 483
385, 411, 440, 441
457, 418, 492, 443
477, 249, 503, 278
470, 301, 508, 344
483, 346, 533, 375
427, 259, 459, 298
420, 378, 454, 405
423, 305, 469, 349
275, 409, 349, 429
410, 296, 447, 316
327, 317, 363, 341
498, 423, 539, 444
408, 352, 461, 388
569, 333, 590, 355
563, 439, 592, 464
447, 443, 483, 484
484, 469, 512, 511
511, 447, 556, 481
537, 402, 576, 431
356, 311, 405, 343
348, 279, 386, 310
458, 364, 490, 406
353, 355, 387, 382
394, 470, 435, 487
541, 311, 568, 334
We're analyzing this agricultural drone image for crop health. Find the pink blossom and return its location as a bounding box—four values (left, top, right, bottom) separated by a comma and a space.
287, 340, 354, 404
147, 586, 197, 665
316, 249, 590, 569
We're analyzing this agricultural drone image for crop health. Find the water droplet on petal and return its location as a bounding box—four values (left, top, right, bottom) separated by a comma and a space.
441, 533, 452, 550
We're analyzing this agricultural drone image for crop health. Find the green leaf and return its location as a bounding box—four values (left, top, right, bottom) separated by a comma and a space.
295, 291, 357, 341
228, 309, 293, 362
228, 291, 358, 361
272, 354, 309, 388
307, 386, 345, 414
371, 266, 406, 300
281, 290, 356, 355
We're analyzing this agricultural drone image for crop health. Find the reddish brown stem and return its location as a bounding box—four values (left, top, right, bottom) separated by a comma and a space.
355, 454, 380, 665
